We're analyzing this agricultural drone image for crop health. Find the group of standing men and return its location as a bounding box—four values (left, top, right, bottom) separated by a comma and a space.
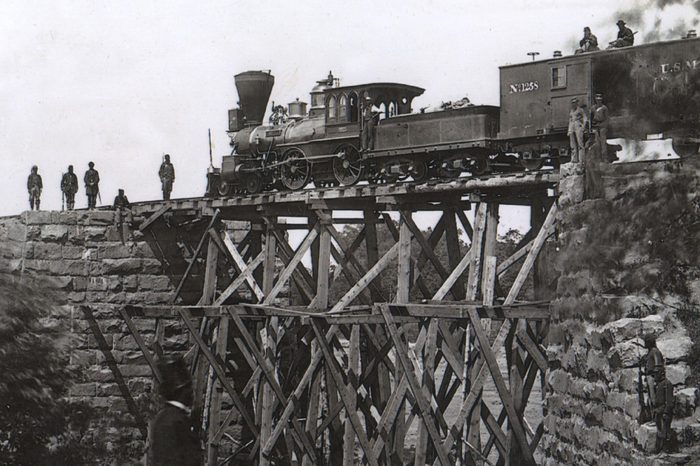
567, 93, 609, 163
25, 155, 176, 211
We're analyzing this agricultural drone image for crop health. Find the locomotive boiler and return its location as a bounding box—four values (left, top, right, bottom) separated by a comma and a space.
206, 33, 700, 197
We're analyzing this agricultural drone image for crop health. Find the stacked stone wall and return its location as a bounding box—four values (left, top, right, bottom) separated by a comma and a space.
0, 209, 247, 460
542, 156, 700, 465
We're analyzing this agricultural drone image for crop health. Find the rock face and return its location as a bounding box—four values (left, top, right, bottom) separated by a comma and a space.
0, 209, 249, 462
541, 153, 700, 464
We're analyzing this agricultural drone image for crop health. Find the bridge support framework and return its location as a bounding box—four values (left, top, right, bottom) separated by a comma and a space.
86, 173, 558, 465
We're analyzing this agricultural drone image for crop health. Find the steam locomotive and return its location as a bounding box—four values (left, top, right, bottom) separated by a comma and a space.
206, 34, 700, 196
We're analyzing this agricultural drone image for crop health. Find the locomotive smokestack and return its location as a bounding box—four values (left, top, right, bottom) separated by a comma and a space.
234, 71, 275, 127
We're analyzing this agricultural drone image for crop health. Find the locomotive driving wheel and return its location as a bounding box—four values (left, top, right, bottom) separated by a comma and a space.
411, 161, 429, 183
332, 144, 363, 185
280, 148, 311, 191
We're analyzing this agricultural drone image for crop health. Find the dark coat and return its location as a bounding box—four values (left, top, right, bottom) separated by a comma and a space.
147, 404, 202, 466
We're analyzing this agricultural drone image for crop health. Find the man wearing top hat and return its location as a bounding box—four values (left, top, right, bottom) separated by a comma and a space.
610, 20, 635, 48
147, 355, 202, 465
567, 97, 588, 163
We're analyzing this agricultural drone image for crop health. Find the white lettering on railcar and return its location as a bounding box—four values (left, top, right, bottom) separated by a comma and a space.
660, 59, 700, 74
508, 81, 540, 93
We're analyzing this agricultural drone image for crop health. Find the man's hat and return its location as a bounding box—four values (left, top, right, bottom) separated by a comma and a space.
617, 20, 626, 26
595, 93, 603, 99
68, 164, 73, 170
164, 153, 170, 159
571, 97, 578, 103
88, 161, 94, 168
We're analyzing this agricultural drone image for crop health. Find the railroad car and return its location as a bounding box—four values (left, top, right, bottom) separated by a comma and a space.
500, 34, 700, 164
206, 34, 700, 196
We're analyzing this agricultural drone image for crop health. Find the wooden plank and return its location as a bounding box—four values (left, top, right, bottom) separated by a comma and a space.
269, 225, 316, 302
466, 307, 535, 465
302, 339, 322, 466
81, 306, 147, 437
202, 237, 219, 304
117, 308, 162, 384
138, 204, 171, 231
171, 210, 220, 303
263, 224, 320, 304
259, 314, 277, 466
176, 308, 259, 441
342, 325, 361, 466
444, 208, 466, 300
481, 256, 497, 306
226, 313, 317, 463
207, 316, 229, 465
504, 203, 557, 304
325, 223, 381, 303
312, 224, 332, 310
516, 329, 548, 374
431, 248, 472, 301
481, 403, 508, 460
465, 202, 487, 302
309, 318, 379, 466
213, 250, 266, 306
263, 224, 277, 295
378, 304, 452, 466
364, 209, 382, 302
401, 211, 451, 283
497, 238, 534, 278
264, 324, 340, 458
329, 242, 399, 313
221, 230, 265, 302
455, 207, 474, 241
397, 212, 413, 304
383, 213, 432, 299
328, 240, 373, 306
414, 320, 438, 466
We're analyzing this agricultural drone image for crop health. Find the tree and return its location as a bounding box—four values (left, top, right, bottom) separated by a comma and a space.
0, 274, 108, 464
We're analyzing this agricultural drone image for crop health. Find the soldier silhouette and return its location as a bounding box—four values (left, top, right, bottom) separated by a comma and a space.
61, 165, 79, 210
27, 165, 43, 211
84, 162, 100, 209
159, 154, 175, 201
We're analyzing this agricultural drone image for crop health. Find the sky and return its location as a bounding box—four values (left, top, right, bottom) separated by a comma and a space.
1, 0, 697, 232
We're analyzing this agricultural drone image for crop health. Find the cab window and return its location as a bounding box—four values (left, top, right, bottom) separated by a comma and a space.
551, 66, 567, 89
339, 94, 348, 122
328, 95, 337, 120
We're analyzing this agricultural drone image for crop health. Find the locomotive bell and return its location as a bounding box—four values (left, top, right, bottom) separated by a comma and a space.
234, 70, 275, 127
288, 97, 308, 121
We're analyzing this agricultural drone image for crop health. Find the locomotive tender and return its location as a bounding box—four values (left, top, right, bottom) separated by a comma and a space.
207, 34, 700, 196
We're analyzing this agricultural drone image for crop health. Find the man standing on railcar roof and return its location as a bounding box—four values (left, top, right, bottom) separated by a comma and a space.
568, 98, 588, 163
27, 165, 42, 211
609, 20, 635, 48
576, 27, 599, 53
159, 154, 175, 201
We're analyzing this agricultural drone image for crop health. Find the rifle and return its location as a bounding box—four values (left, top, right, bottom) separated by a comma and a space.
208, 129, 213, 168
62, 190, 65, 211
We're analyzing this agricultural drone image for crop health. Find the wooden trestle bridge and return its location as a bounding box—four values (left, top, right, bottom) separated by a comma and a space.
87, 171, 559, 465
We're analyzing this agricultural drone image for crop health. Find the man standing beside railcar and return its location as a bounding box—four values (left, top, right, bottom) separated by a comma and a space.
568, 98, 588, 163
361, 97, 378, 151
61, 165, 79, 210
591, 94, 609, 160
159, 154, 175, 201
610, 20, 634, 48
84, 161, 100, 210
27, 165, 42, 211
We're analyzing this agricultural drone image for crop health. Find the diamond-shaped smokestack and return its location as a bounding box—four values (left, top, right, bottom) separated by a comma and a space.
234, 71, 275, 126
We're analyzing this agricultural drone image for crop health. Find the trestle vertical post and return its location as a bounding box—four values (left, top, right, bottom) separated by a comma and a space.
397, 211, 413, 304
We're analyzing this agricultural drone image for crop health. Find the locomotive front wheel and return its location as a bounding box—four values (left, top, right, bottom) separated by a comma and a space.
244, 174, 263, 194
280, 149, 311, 191
333, 145, 363, 185
217, 180, 232, 197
